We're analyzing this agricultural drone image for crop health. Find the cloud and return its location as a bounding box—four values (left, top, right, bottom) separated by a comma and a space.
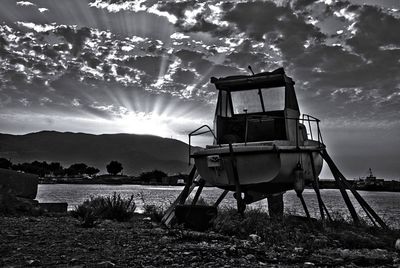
0, 0, 400, 177
16, 1, 35, 7
54, 26, 91, 56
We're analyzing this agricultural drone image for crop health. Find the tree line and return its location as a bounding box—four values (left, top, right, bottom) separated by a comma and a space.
0, 158, 123, 177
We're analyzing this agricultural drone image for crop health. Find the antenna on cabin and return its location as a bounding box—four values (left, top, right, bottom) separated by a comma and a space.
248, 65, 255, 75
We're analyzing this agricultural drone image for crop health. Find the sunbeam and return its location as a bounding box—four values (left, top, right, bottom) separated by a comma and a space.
1, 0, 400, 179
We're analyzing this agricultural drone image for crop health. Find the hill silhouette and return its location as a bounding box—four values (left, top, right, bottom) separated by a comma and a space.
0, 131, 194, 175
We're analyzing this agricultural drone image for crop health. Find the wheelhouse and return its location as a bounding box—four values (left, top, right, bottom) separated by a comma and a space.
211, 68, 301, 145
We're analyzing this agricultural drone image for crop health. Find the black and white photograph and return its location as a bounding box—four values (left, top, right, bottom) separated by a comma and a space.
0, 0, 399, 267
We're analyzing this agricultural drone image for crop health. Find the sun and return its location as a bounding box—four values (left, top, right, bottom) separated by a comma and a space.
114, 111, 173, 138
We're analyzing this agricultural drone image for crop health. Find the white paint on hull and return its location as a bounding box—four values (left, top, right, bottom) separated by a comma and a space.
193, 141, 323, 189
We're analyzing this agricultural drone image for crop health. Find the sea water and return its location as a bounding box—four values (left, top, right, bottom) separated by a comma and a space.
36, 184, 400, 228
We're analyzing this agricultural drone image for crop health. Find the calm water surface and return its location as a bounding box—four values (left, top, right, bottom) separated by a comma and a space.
37, 184, 400, 228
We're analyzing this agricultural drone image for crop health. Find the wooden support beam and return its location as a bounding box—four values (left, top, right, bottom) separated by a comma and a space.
297, 193, 311, 219
179, 166, 197, 205
213, 190, 229, 208
309, 152, 325, 224
192, 179, 206, 205
161, 183, 196, 227
321, 197, 332, 222
162, 166, 198, 227
321, 149, 387, 229
320, 150, 360, 225
336, 173, 388, 229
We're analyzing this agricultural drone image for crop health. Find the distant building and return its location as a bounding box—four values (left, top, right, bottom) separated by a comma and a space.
354, 168, 384, 188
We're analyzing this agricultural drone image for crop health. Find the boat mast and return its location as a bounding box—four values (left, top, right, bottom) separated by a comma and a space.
248, 65, 266, 112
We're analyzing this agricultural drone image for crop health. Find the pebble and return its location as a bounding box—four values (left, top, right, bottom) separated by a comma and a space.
26, 259, 41, 266
69, 258, 80, 265
395, 239, 400, 251
245, 254, 256, 261
249, 234, 261, 243
96, 261, 116, 267
339, 248, 350, 258
313, 238, 328, 248
159, 236, 170, 243
294, 247, 303, 253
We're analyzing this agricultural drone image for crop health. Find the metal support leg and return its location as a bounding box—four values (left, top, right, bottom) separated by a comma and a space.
229, 143, 245, 216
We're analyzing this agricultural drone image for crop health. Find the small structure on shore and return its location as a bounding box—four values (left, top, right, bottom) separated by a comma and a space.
162, 67, 387, 230
0, 168, 38, 199
0, 168, 67, 214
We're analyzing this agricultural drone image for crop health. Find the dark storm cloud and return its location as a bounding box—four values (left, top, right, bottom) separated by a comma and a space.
175, 49, 204, 65
287, 4, 400, 122
123, 55, 165, 78
226, 50, 272, 72
0, 35, 8, 56
293, 0, 317, 10
224, 1, 325, 59
171, 68, 196, 85
347, 5, 400, 57
175, 49, 215, 78
1, 0, 399, 178
54, 26, 91, 56
81, 52, 102, 69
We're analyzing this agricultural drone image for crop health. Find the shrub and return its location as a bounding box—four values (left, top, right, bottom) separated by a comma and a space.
71, 192, 136, 223
212, 208, 316, 247
143, 204, 165, 222
212, 208, 270, 238
185, 197, 209, 206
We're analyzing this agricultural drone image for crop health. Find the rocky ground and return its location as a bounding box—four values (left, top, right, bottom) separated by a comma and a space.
1, 213, 400, 267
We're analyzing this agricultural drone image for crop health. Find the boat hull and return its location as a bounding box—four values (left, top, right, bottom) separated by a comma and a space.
193, 142, 323, 196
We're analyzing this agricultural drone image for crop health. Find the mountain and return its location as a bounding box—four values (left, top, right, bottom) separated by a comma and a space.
0, 131, 194, 175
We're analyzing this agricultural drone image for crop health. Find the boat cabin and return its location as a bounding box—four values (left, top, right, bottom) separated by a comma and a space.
210, 68, 302, 145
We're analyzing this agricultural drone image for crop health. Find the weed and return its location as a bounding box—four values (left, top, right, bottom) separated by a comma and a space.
185, 197, 209, 206
71, 192, 136, 223
143, 204, 165, 222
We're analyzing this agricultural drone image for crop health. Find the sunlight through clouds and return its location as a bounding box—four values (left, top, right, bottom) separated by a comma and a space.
0, 0, 399, 176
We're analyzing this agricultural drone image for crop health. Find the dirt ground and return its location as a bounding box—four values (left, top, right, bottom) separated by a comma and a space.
0, 214, 399, 267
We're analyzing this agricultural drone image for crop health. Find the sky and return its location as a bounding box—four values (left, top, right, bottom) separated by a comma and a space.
0, 0, 399, 179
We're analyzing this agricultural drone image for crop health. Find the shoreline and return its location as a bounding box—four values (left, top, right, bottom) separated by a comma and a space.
38, 181, 400, 193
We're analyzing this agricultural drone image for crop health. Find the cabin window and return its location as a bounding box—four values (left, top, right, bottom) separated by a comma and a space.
216, 90, 232, 117
231, 89, 263, 114
261, 87, 285, 111
231, 87, 285, 114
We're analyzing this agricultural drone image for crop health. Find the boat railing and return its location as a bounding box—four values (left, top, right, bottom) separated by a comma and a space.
300, 114, 324, 146
188, 125, 218, 165
187, 115, 324, 164
242, 114, 324, 148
